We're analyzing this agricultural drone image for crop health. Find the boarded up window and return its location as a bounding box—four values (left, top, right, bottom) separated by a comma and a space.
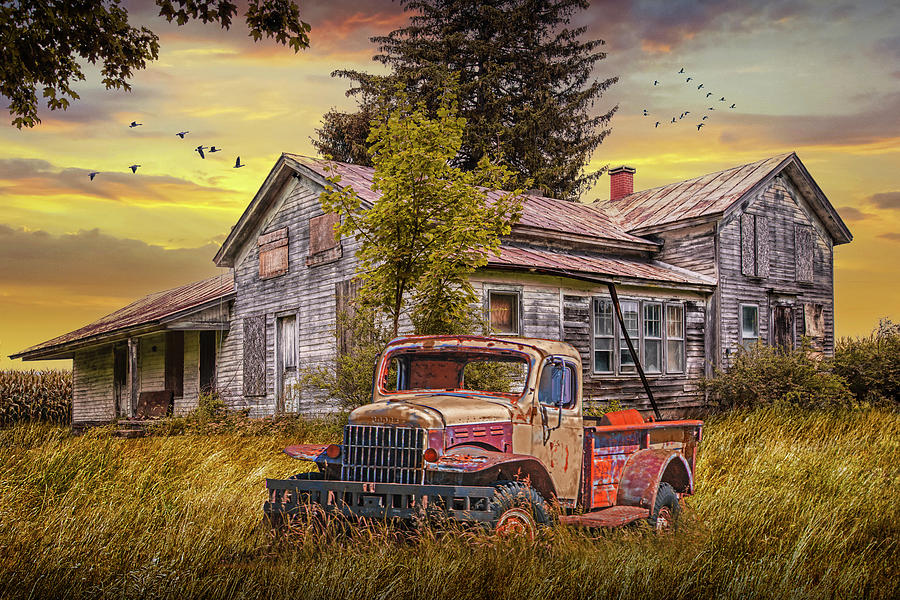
335, 278, 363, 356
243, 315, 266, 396
741, 214, 769, 278
307, 213, 342, 266
804, 303, 825, 338
259, 228, 288, 280
489, 292, 520, 335
795, 226, 814, 283
164, 331, 184, 397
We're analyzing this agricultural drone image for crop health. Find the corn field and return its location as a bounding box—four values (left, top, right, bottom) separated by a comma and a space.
0, 369, 72, 426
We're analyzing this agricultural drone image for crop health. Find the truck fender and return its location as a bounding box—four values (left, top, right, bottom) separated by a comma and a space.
428, 445, 558, 502
283, 444, 341, 475
616, 449, 693, 511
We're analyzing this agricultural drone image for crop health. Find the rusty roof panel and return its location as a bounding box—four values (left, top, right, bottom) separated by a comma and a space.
487, 246, 715, 286
598, 153, 793, 231
287, 155, 650, 246
12, 273, 234, 359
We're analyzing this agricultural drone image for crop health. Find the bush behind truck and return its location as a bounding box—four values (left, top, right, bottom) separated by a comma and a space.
264, 335, 702, 536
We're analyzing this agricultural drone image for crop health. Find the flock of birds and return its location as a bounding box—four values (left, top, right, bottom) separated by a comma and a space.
86, 120, 245, 181
645, 67, 736, 131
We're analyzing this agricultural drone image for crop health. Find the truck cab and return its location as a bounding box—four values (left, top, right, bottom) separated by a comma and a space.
265, 335, 702, 534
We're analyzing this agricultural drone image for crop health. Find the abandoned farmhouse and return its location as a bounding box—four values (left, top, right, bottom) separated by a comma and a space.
11, 152, 852, 425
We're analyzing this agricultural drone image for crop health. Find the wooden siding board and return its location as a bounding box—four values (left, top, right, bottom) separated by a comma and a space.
72, 346, 115, 424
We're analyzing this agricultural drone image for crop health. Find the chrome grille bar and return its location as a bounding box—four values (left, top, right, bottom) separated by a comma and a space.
342, 425, 426, 484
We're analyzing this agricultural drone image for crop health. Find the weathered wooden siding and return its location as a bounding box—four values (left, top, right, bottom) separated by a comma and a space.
650, 223, 718, 279
178, 331, 200, 415
138, 332, 166, 395
474, 271, 709, 414
718, 175, 835, 361
217, 177, 361, 416
72, 346, 115, 424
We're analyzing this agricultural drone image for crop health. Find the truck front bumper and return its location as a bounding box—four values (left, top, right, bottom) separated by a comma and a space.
264, 478, 497, 523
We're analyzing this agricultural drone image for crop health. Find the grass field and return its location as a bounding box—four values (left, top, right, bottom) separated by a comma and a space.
1, 405, 897, 600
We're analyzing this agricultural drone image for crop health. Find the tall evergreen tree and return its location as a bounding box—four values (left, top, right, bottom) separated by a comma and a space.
313, 0, 616, 200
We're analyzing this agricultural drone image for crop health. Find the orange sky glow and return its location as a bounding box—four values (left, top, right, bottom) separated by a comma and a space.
2, 0, 899, 370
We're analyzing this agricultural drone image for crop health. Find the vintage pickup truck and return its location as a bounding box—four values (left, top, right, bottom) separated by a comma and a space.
264, 334, 703, 535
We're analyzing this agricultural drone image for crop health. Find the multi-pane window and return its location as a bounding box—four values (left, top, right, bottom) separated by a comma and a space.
592, 298, 686, 376
619, 301, 640, 374
489, 291, 520, 335
666, 305, 685, 373
643, 303, 662, 373
593, 299, 614, 373
741, 305, 759, 349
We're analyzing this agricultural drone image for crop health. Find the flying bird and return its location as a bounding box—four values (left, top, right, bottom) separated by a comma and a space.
702, 115, 709, 120
195, 145, 207, 159
730, 103, 736, 109
679, 112, 685, 119
708, 107, 715, 110
697, 123, 704, 130
129, 165, 141, 173
678, 67, 685, 73
720, 97, 726, 101
653, 80, 659, 86
129, 121, 142, 128
176, 131, 189, 138
683, 111, 690, 116
643, 109, 649, 116
697, 83, 704, 89
89, 172, 99, 181
655, 121, 660, 128
686, 77, 693, 82
706, 92, 712, 97
209, 146, 222, 153
234, 156, 245, 168
671, 117, 676, 123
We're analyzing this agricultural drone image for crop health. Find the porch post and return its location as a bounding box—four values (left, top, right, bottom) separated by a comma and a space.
128, 337, 139, 418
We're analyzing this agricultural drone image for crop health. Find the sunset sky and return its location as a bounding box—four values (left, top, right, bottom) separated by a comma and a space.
2, 0, 899, 370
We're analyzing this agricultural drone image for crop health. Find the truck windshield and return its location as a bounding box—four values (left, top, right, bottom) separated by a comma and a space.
380, 350, 529, 398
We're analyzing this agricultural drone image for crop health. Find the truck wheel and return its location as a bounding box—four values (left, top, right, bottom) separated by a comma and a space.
490, 481, 553, 539
648, 482, 680, 533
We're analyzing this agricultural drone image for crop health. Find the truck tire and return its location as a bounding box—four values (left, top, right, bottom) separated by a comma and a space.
490, 481, 553, 539
648, 482, 680, 532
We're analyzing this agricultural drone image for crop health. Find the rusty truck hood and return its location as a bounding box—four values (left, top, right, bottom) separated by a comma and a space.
350, 393, 519, 429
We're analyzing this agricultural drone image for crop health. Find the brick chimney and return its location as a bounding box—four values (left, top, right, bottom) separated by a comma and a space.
609, 166, 636, 201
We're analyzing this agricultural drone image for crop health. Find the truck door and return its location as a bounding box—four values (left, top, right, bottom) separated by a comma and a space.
530, 357, 584, 504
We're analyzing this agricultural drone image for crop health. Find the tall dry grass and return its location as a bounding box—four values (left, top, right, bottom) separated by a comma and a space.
0, 405, 897, 600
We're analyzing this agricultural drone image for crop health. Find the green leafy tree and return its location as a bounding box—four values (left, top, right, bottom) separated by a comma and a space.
319, 82, 524, 337
0, 0, 310, 128
315, 0, 616, 200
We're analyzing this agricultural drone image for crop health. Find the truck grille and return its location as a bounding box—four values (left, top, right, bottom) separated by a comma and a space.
342, 425, 426, 484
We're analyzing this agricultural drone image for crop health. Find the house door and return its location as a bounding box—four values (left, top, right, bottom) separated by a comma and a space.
773, 305, 794, 350
276, 315, 298, 413
113, 345, 127, 417
199, 331, 217, 395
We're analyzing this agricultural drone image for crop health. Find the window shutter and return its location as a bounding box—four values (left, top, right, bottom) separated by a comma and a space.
307, 213, 342, 266
258, 228, 288, 279
741, 214, 756, 276
243, 315, 266, 396
795, 226, 814, 283
755, 216, 770, 278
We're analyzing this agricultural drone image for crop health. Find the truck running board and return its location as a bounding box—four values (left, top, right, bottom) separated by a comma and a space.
559, 505, 650, 528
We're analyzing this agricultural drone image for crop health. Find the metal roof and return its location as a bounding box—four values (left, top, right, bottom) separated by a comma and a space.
11, 273, 234, 360
596, 153, 795, 231
286, 155, 653, 248
487, 245, 715, 287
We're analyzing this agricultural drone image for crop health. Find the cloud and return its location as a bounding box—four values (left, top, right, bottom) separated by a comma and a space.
866, 191, 900, 210
878, 232, 900, 242
873, 35, 900, 60
0, 158, 238, 205
0, 224, 223, 298
836, 206, 871, 221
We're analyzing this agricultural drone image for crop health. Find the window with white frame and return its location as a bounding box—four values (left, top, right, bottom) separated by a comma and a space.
666, 304, 685, 373
618, 300, 640, 374
593, 299, 614, 373
643, 303, 662, 373
741, 305, 759, 349
488, 291, 520, 335
592, 298, 687, 376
